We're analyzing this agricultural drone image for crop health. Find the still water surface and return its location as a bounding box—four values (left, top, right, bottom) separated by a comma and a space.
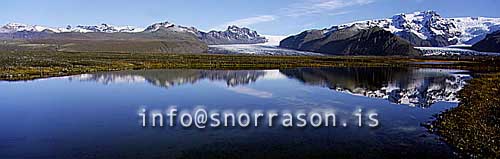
0, 67, 471, 158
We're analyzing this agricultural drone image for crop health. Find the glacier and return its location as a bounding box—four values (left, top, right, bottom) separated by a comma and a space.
208, 35, 324, 56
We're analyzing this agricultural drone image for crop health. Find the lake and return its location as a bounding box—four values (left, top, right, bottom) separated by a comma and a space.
0, 67, 472, 158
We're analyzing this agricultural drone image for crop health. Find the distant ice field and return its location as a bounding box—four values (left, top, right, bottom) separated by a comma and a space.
208, 35, 324, 56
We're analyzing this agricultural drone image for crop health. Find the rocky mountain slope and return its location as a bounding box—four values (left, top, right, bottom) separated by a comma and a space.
280, 26, 419, 56
472, 30, 500, 52
283, 11, 500, 48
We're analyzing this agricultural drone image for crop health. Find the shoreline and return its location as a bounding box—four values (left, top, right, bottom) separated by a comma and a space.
431, 73, 500, 158
1, 51, 498, 81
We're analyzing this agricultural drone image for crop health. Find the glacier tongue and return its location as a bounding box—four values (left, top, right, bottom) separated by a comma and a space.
208, 35, 322, 56
260, 35, 288, 46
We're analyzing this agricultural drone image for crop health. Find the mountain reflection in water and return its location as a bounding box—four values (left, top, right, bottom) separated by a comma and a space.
280, 67, 471, 107
69, 67, 471, 107
70, 70, 268, 88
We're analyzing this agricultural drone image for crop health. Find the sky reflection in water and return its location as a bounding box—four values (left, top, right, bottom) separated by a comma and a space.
0, 67, 471, 158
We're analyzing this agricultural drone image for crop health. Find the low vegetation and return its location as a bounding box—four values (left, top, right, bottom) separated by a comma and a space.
432, 73, 500, 158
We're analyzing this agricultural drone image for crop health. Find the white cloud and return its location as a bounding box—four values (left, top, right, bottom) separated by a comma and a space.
282, 0, 373, 17
328, 10, 352, 16
213, 0, 373, 30
226, 86, 273, 98
213, 15, 276, 30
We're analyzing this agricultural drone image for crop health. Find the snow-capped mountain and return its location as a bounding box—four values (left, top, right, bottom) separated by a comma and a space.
321, 10, 500, 46
0, 22, 143, 33
62, 24, 143, 33
199, 25, 268, 45
142, 22, 267, 44
143, 21, 198, 34
0, 21, 267, 45
0, 23, 60, 33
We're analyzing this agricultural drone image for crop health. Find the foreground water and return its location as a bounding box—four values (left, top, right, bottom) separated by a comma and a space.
0, 67, 471, 158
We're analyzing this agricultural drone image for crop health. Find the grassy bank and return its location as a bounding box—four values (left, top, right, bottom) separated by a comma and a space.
432, 73, 500, 158
1, 51, 499, 81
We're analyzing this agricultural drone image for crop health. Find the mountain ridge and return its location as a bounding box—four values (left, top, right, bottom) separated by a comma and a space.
280, 26, 419, 56
279, 10, 500, 56
292, 10, 500, 47
0, 21, 267, 45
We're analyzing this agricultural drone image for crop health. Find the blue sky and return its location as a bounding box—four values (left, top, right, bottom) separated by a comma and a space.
2, 0, 499, 35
